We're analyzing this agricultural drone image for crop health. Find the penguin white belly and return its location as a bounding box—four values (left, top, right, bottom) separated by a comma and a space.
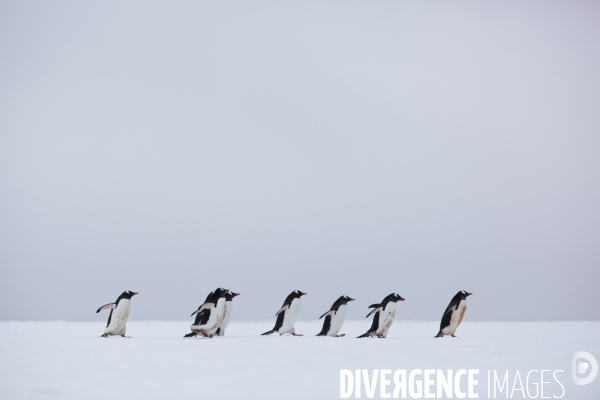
279, 298, 301, 334
104, 299, 131, 336
218, 302, 233, 336
442, 301, 467, 335
328, 305, 347, 336
377, 303, 397, 337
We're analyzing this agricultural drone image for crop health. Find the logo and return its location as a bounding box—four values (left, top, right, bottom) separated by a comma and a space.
572, 351, 598, 385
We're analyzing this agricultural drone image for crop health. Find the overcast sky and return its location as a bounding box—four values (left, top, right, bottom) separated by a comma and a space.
1, 1, 599, 323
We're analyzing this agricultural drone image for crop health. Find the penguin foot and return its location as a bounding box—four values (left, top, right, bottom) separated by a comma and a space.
451, 334, 457, 337
335, 334, 346, 338
101, 334, 108, 338
291, 333, 303, 336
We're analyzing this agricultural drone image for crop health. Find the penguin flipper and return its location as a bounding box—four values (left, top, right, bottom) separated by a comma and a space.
192, 308, 211, 326
96, 303, 116, 313
319, 310, 334, 319
275, 305, 289, 316
366, 307, 381, 318
368, 303, 381, 309
191, 302, 213, 317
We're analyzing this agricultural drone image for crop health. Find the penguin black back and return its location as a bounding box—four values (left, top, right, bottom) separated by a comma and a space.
357, 311, 380, 338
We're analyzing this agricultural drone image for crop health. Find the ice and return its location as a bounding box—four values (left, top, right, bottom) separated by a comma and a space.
0, 320, 598, 399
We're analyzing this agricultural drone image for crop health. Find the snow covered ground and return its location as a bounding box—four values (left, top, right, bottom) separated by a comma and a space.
0, 320, 598, 399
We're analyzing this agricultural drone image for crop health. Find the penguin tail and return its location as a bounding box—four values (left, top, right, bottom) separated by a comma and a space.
184, 332, 198, 338
261, 329, 276, 336
434, 332, 443, 338
357, 332, 371, 338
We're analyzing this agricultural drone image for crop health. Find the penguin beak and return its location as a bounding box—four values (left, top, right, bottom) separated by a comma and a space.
399, 297, 405, 301
233, 293, 240, 297
467, 292, 473, 297
224, 289, 230, 292
132, 292, 138, 296
349, 298, 355, 301
300, 292, 307, 296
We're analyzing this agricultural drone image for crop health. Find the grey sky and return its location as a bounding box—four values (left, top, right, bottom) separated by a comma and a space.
1, 1, 599, 322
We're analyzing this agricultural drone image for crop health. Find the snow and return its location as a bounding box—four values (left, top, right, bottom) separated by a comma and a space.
0, 320, 598, 399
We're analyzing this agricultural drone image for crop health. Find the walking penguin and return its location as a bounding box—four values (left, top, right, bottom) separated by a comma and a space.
96, 290, 138, 338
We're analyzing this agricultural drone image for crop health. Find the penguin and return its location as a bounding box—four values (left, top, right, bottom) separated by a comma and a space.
316, 295, 355, 337
261, 290, 306, 336
96, 290, 138, 337
184, 287, 229, 338
357, 293, 405, 338
215, 291, 240, 336
434, 290, 472, 338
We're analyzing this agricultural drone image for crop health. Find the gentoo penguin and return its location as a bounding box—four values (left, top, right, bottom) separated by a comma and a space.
184, 287, 229, 338
316, 295, 355, 337
96, 290, 138, 337
434, 290, 472, 338
261, 290, 306, 336
357, 293, 405, 338
215, 291, 240, 336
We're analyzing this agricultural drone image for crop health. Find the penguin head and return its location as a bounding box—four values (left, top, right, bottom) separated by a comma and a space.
459, 290, 473, 299
384, 293, 405, 303
391, 293, 405, 302
121, 290, 138, 299
225, 292, 240, 301
293, 290, 307, 298
213, 287, 229, 298
339, 295, 355, 304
